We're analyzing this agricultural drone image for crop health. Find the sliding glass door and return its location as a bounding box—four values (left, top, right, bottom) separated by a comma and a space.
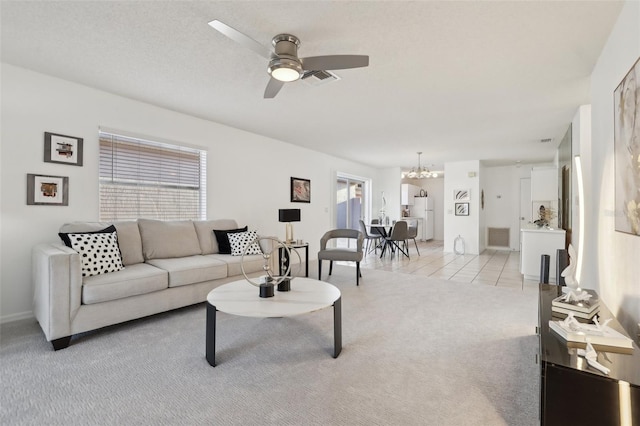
336, 176, 365, 248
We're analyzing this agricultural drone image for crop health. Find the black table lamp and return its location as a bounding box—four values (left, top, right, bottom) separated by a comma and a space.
278, 209, 301, 243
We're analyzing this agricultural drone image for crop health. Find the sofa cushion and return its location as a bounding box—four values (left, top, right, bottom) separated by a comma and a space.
138, 219, 201, 260
194, 219, 239, 254
229, 230, 262, 256
111, 221, 144, 265
82, 263, 168, 304
59, 225, 125, 277
213, 226, 248, 254
146, 255, 227, 287
207, 254, 266, 277
59, 221, 144, 266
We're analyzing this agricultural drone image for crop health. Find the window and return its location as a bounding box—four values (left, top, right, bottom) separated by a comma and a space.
99, 130, 206, 221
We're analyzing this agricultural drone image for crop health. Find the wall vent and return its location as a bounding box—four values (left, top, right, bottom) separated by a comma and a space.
487, 227, 510, 248
301, 70, 340, 86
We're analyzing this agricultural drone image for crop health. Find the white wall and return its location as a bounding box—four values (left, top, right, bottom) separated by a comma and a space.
478, 162, 487, 252
483, 165, 521, 251
443, 160, 480, 254
587, 0, 640, 338
570, 105, 591, 255
376, 167, 402, 221
0, 64, 380, 322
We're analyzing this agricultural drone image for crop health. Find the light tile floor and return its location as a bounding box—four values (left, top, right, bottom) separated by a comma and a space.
360, 239, 539, 290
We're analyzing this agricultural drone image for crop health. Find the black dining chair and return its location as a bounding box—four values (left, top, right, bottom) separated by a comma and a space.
406, 219, 420, 256
383, 220, 409, 259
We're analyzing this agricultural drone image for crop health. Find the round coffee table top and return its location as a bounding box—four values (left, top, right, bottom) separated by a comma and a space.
207, 277, 340, 318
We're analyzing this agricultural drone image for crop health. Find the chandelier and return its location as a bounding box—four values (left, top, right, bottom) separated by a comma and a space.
404, 152, 438, 179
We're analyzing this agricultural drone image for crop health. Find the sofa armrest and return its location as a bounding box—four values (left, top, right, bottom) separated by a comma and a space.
32, 243, 82, 342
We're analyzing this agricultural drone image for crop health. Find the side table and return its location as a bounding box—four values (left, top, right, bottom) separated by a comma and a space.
279, 242, 309, 277
537, 284, 640, 425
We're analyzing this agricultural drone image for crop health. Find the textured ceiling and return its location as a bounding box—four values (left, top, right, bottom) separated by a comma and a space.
0, 1, 624, 172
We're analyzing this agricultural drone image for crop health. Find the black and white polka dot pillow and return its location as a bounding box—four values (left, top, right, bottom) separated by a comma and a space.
228, 230, 262, 256
67, 230, 124, 277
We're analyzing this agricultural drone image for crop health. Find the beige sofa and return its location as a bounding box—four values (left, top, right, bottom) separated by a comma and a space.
32, 219, 271, 350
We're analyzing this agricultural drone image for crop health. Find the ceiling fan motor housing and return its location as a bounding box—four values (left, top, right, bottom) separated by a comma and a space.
268, 34, 303, 81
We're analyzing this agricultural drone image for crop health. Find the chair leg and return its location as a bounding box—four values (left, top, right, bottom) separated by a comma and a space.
413, 238, 420, 256
318, 260, 322, 280
393, 240, 409, 258
356, 262, 360, 286
329, 261, 333, 276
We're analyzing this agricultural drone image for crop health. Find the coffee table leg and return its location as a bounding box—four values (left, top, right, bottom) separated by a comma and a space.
333, 296, 342, 358
206, 303, 217, 367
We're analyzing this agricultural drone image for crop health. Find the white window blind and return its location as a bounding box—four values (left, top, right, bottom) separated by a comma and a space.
99, 131, 206, 221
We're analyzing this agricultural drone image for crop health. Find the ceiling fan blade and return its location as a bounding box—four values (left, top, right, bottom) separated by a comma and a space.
301, 55, 369, 71
264, 77, 285, 98
208, 20, 272, 59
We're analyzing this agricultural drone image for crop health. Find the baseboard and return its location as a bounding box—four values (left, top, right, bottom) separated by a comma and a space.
0, 310, 34, 324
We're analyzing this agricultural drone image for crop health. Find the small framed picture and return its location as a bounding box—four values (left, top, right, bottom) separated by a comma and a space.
44, 132, 83, 166
27, 174, 69, 206
291, 177, 311, 203
455, 202, 469, 216
454, 189, 470, 201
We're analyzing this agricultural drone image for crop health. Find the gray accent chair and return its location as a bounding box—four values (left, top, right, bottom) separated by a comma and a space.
318, 229, 364, 286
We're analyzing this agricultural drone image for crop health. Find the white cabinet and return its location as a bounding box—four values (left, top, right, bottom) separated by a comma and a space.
520, 228, 566, 282
531, 167, 558, 201
401, 184, 420, 205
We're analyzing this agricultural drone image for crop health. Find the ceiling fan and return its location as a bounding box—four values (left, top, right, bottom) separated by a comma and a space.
208, 20, 369, 98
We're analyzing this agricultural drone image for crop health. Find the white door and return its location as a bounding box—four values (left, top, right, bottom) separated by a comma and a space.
519, 178, 531, 248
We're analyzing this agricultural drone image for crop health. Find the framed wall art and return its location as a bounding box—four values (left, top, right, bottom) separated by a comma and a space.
291, 177, 311, 203
455, 202, 469, 216
614, 56, 640, 236
454, 189, 470, 201
44, 132, 83, 166
27, 173, 69, 206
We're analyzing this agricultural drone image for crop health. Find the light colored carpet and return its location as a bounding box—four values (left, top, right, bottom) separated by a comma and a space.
0, 266, 539, 425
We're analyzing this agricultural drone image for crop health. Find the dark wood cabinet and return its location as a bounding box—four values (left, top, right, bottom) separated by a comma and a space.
538, 284, 640, 425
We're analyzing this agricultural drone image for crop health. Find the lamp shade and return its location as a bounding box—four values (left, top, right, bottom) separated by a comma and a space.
279, 208, 301, 222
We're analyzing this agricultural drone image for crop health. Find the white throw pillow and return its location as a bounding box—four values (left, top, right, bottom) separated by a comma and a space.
67, 230, 125, 277
228, 230, 262, 256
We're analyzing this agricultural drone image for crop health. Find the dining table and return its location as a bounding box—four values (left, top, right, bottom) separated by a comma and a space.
369, 223, 395, 258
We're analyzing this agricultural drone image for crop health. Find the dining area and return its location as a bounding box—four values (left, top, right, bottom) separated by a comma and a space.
359, 219, 420, 259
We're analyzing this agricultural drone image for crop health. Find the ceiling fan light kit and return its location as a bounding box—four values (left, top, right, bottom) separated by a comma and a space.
208, 19, 369, 98
269, 34, 303, 82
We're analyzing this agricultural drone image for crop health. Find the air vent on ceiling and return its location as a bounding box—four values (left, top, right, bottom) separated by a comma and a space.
540, 138, 553, 143
301, 70, 340, 86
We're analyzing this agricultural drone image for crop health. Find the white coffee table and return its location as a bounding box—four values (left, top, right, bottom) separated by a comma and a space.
205, 277, 342, 366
